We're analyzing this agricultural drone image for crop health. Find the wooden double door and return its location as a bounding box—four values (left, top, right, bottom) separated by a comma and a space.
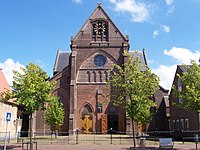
82, 114, 93, 134
81, 114, 109, 134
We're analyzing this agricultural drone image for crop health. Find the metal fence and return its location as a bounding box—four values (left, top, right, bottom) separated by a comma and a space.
0, 132, 10, 143
16, 131, 137, 145
15, 130, 176, 145
3, 130, 200, 146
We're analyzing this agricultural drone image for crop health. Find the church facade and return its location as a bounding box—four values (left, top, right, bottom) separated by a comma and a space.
51, 3, 131, 133
33, 4, 169, 134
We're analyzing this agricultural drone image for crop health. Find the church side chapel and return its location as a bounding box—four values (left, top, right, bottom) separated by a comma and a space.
33, 3, 169, 134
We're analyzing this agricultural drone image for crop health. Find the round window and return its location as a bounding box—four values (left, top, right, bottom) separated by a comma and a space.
94, 55, 106, 67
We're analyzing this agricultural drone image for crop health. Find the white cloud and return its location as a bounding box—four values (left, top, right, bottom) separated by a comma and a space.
153, 30, 159, 38
36, 59, 44, 68
73, 0, 82, 4
153, 25, 170, 38
165, 0, 174, 5
162, 24, 170, 33
167, 6, 175, 15
108, 0, 150, 23
152, 65, 176, 90
109, 0, 117, 3
164, 47, 200, 64
0, 58, 24, 86
148, 59, 155, 64
152, 47, 200, 90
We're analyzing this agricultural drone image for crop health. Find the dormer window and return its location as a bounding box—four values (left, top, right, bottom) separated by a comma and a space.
92, 21, 108, 41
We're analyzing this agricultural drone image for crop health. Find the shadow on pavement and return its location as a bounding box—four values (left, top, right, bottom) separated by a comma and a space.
0, 145, 22, 150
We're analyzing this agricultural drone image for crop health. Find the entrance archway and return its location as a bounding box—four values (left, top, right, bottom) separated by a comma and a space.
107, 105, 118, 132
81, 104, 93, 134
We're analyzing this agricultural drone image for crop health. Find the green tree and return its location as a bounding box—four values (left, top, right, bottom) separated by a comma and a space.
45, 96, 65, 131
0, 90, 12, 102
12, 63, 55, 150
173, 61, 200, 128
108, 51, 159, 149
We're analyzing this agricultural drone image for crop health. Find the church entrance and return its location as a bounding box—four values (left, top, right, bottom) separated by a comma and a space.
107, 106, 118, 133
81, 104, 93, 134
81, 114, 93, 134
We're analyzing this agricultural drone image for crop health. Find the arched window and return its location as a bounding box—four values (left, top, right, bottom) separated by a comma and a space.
92, 71, 96, 82
108, 105, 118, 115
82, 104, 93, 115
99, 71, 102, 82
107, 105, 118, 131
87, 71, 90, 82
104, 71, 108, 82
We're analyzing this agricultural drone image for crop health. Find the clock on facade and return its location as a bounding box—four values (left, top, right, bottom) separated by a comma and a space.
93, 22, 106, 35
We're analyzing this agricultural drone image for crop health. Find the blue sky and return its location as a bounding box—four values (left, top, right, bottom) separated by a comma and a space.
0, 0, 200, 90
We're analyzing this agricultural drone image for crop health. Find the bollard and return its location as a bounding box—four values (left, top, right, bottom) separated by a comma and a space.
8, 131, 10, 143
76, 129, 79, 144
119, 132, 121, 145
195, 133, 198, 150
22, 139, 24, 150
55, 130, 58, 139
110, 128, 113, 145
68, 131, 69, 144
93, 131, 95, 144
51, 131, 53, 144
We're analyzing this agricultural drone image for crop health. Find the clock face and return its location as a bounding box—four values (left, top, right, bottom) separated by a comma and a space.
93, 22, 106, 35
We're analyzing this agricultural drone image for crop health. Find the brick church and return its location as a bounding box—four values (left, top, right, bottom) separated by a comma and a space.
31, 3, 169, 134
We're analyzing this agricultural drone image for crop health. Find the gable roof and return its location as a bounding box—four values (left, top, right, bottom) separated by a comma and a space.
53, 49, 71, 75
73, 3, 127, 42
0, 68, 11, 93
129, 49, 148, 71
178, 65, 188, 72
130, 49, 148, 65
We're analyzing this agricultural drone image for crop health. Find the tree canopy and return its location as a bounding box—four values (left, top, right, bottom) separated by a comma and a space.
45, 96, 65, 130
108, 51, 160, 148
0, 90, 12, 102
173, 60, 200, 112
12, 63, 55, 114
12, 63, 63, 150
109, 51, 159, 123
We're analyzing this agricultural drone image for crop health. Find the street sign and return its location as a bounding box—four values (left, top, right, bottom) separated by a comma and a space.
4, 112, 11, 150
6, 112, 11, 121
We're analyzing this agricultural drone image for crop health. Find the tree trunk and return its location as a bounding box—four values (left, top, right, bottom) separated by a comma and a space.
198, 112, 200, 130
131, 118, 136, 149
30, 113, 33, 150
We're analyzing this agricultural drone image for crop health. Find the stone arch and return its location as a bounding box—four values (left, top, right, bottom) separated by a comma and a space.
76, 49, 117, 83
78, 49, 117, 70
106, 105, 119, 132
80, 103, 94, 134
52, 87, 67, 97
52, 87, 69, 132
79, 102, 94, 115
82, 104, 93, 116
